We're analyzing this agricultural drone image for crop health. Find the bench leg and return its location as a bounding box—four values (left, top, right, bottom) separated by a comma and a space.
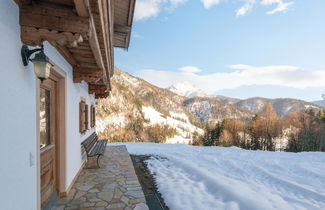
85, 156, 100, 169
96, 155, 101, 168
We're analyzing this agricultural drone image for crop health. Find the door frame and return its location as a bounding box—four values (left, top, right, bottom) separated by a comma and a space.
36, 63, 67, 210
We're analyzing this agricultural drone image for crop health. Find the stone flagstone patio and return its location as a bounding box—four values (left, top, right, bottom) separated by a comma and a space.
53, 146, 149, 210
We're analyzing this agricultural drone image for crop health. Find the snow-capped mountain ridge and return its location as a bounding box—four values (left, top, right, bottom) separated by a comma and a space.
183, 97, 252, 124
96, 69, 324, 144
215, 96, 324, 117
167, 82, 207, 98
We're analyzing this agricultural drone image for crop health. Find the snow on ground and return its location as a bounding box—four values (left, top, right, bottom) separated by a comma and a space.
165, 135, 191, 144
305, 104, 319, 109
170, 111, 189, 123
96, 113, 126, 132
142, 106, 203, 144
114, 71, 140, 88
110, 143, 325, 210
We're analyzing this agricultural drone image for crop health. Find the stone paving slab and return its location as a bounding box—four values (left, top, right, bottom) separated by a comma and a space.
53, 146, 149, 210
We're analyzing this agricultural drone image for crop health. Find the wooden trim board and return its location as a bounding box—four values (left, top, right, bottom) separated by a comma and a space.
59, 160, 87, 197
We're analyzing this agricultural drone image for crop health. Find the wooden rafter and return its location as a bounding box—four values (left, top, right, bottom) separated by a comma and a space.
114, 24, 131, 34
50, 41, 78, 66
107, 0, 115, 77
125, 0, 135, 49
113, 0, 135, 49
88, 14, 108, 86
20, 3, 90, 34
73, 0, 89, 17
95, 92, 110, 99
93, 0, 113, 89
21, 26, 83, 47
88, 84, 107, 95
73, 67, 103, 83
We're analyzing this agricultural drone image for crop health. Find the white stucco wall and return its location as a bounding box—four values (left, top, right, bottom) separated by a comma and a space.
0, 1, 97, 209
43, 42, 97, 190
0, 2, 38, 210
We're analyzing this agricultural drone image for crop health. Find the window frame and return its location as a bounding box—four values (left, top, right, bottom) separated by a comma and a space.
90, 104, 96, 128
79, 99, 89, 134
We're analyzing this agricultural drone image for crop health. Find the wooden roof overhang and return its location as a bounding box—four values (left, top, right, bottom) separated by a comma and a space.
14, 0, 135, 98
113, 0, 135, 49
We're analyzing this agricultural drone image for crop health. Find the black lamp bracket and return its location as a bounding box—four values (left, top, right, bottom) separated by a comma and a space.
21, 45, 44, 66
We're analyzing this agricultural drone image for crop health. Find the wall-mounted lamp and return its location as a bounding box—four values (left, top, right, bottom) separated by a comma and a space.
21, 45, 52, 82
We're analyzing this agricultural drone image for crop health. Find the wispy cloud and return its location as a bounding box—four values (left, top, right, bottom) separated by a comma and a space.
132, 32, 144, 39
263, 0, 294, 15
236, 0, 293, 16
134, 0, 294, 21
201, 0, 221, 9
136, 65, 325, 94
236, 0, 256, 16
179, 66, 203, 73
134, 0, 164, 21
134, 0, 187, 21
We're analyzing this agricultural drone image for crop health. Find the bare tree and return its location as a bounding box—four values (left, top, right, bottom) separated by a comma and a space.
259, 103, 283, 151
286, 111, 325, 152
219, 119, 244, 146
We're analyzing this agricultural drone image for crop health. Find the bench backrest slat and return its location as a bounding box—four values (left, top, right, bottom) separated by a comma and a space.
81, 132, 98, 154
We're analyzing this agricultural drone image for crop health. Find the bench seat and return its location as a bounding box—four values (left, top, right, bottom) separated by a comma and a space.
81, 132, 107, 168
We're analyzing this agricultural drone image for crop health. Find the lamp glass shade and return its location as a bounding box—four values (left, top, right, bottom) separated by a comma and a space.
33, 61, 51, 81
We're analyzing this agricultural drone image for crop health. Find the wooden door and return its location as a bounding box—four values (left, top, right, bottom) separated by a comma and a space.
39, 78, 57, 208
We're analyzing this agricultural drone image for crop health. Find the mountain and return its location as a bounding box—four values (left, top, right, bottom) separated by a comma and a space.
167, 82, 207, 98
312, 100, 325, 107
233, 97, 323, 117
215, 95, 241, 104
96, 69, 323, 144
96, 69, 203, 144
183, 97, 252, 124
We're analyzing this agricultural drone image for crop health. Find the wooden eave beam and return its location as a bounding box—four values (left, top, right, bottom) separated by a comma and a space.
73, 67, 103, 83
108, 0, 115, 77
114, 24, 131, 34
97, 0, 114, 89
86, 0, 112, 92
95, 92, 110, 99
20, 3, 90, 34
21, 26, 83, 47
125, 0, 136, 49
50, 41, 78, 66
74, 0, 89, 17
112, 0, 135, 49
88, 13, 108, 87
88, 84, 107, 94
14, 0, 31, 6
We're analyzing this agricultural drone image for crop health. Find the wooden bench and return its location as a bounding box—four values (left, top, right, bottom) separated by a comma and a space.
81, 132, 107, 168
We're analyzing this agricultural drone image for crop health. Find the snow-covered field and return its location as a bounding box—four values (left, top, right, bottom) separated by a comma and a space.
110, 143, 325, 210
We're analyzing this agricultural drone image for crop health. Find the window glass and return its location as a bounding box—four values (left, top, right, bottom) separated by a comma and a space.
40, 88, 51, 149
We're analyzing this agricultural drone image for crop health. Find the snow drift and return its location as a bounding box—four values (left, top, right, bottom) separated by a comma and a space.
110, 143, 325, 210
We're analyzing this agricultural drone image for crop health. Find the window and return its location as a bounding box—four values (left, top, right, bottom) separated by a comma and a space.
90, 105, 96, 128
79, 100, 88, 133
40, 88, 51, 148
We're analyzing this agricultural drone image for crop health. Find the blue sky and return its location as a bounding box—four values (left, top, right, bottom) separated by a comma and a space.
115, 0, 325, 101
